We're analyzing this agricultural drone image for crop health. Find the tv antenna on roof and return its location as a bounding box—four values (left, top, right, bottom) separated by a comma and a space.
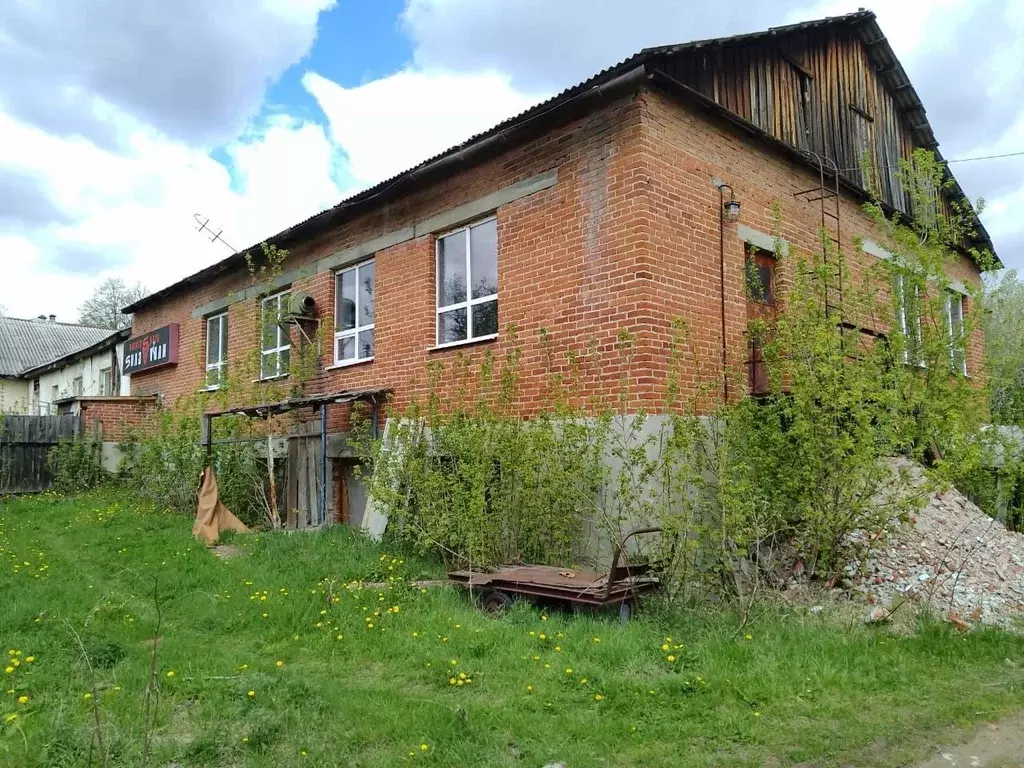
193, 213, 238, 253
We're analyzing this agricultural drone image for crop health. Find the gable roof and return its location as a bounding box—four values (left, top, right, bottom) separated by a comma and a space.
124, 10, 995, 315
0, 316, 114, 378
18, 326, 129, 379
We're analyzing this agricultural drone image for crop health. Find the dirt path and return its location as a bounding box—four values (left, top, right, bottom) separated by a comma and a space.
914, 714, 1024, 767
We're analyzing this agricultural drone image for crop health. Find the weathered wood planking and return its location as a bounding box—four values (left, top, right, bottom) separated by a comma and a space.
659, 26, 947, 222
0, 414, 82, 493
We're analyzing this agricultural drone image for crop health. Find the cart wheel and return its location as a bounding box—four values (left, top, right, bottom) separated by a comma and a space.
618, 600, 636, 623
478, 589, 514, 614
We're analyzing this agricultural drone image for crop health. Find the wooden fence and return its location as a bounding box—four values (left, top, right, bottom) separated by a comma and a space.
0, 414, 83, 494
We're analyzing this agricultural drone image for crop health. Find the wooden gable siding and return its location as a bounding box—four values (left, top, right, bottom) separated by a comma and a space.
660, 27, 932, 218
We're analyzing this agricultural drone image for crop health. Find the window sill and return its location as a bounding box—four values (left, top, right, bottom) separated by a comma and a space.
429, 334, 498, 352
254, 374, 290, 383
201, 385, 221, 393
325, 358, 374, 371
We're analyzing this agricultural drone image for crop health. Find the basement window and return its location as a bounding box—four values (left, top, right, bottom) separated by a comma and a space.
334, 260, 375, 365
945, 290, 967, 375
205, 312, 229, 388
436, 217, 498, 346
260, 291, 291, 379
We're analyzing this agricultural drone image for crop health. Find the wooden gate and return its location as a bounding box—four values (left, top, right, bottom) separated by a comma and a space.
0, 414, 83, 493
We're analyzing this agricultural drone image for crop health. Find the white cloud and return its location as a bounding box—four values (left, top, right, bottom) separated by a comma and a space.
303, 69, 544, 185
0, 112, 342, 320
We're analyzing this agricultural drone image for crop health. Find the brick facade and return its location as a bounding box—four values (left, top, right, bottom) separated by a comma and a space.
128, 87, 985, 428
78, 396, 159, 442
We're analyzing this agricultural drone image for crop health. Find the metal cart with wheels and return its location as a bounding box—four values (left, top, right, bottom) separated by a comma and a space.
448, 527, 664, 620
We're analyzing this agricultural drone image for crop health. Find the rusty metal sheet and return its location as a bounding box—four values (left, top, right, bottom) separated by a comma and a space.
450, 565, 607, 590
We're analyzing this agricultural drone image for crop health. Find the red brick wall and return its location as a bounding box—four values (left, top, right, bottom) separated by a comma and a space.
639, 89, 985, 398
78, 397, 159, 442
129, 86, 986, 428
131, 94, 653, 425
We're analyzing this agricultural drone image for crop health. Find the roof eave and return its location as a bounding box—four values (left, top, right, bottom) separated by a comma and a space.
17, 327, 129, 379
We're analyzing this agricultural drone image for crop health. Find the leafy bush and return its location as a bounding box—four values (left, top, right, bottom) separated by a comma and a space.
47, 440, 104, 493
121, 403, 272, 528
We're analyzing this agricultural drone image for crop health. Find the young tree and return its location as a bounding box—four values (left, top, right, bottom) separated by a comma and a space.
983, 270, 1024, 426
78, 278, 148, 330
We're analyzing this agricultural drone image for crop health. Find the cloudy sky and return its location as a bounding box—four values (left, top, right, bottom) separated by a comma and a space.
0, 0, 1021, 321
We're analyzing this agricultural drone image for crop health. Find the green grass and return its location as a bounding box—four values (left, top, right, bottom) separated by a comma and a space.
1, 491, 1022, 767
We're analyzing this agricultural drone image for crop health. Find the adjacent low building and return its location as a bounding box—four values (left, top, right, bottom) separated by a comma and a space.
0, 315, 127, 415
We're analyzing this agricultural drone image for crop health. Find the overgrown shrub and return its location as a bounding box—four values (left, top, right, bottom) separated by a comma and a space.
121, 404, 272, 528
48, 440, 104, 494
355, 335, 611, 568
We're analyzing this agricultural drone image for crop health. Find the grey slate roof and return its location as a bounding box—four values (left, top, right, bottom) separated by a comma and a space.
0, 316, 113, 377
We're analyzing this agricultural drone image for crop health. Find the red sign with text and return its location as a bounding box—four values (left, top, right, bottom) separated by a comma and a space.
123, 324, 179, 374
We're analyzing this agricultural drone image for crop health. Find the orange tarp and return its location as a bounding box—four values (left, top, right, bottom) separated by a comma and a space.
193, 466, 250, 545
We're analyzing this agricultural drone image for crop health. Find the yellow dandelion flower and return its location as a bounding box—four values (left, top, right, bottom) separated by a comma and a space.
661, 643, 669, 651
594, 693, 604, 701
3, 668, 12, 675
565, 668, 573, 675
667, 655, 676, 662
165, 670, 175, 678
449, 677, 456, 685
275, 660, 284, 668
744, 634, 753, 641
420, 743, 429, 751
392, 606, 400, 613
592, 637, 601, 643
247, 690, 255, 698
336, 634, 343, 641
554, 646, 561, 653
579, 678, 588, 685
24, 657, 34, 664
450, 659, 458, 666
83, 692, 93, 700
300, 749, 307, 756
539, 633, 547, 640
753, 711, 761, 717
17, 695, 29, 704
526, 684, 533, 693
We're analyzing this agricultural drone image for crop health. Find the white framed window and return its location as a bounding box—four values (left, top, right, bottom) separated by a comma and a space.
205, 312, 229, 388
894, 273, 923, 366
260, 291, 291, 379
334, 260, 375, 365
72, 376, 83, 396
436, 217, 498, 346
945, 290, 967, 375
98, 368, 112, 396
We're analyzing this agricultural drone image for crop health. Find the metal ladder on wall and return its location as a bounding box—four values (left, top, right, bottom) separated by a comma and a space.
794, 151, 844, 322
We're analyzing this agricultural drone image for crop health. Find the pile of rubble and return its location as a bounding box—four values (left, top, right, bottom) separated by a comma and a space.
846, 472, 1024, 629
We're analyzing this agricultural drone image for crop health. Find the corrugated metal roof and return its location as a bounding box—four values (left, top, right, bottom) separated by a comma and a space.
124, 9, 993, 314
0, 316, 113, 377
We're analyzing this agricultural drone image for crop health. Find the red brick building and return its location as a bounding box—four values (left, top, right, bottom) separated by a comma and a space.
122, 12, 996, 523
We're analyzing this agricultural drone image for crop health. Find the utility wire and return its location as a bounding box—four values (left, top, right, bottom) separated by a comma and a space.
831, 149, 1024, 174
